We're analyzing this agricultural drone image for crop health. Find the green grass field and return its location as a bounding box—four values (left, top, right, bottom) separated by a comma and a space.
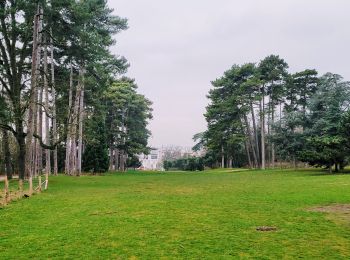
1, 169, 350, 259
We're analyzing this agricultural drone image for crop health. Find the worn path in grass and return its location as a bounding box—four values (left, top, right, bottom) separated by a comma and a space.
1, 169, 350, 259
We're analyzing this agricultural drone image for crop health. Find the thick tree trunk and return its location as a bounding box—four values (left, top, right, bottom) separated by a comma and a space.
120, 150, 125, 172
329, 163, 333, 174
228, 157, 233, 168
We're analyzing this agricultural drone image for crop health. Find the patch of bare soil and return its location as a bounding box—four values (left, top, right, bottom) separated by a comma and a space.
310, 204, 350, 214
309, 204, 350, 225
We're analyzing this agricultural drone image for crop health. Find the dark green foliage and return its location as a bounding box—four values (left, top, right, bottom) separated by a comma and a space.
105, 78, 152, 166
82, 118, 109, 173
297, 73, 350, 171
164, 157, 204, 171
127, 156, 142, 169
201, 54, 350, 171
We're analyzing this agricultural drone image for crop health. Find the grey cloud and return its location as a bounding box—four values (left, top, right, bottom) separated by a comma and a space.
109, 0, 350, 147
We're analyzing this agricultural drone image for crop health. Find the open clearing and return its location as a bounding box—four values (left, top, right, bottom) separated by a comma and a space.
1, 169, 350, 259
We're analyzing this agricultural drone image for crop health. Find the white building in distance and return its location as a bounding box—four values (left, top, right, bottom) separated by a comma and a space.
138, 145, 205, 171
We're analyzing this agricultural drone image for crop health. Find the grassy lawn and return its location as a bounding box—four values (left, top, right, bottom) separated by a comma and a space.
1, 169, 350, 259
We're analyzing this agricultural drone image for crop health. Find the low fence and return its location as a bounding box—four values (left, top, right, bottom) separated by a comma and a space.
0, 175, 48, 206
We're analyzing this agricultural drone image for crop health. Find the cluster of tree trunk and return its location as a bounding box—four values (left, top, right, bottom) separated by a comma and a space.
65, 66, 85, 176
0, 1, 131, 181
199, 55, 322, 170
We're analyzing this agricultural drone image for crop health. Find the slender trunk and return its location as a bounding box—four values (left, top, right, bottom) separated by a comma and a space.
37, 74, 43, 176
244, 114, 258, 168
271, 102, 275, 168
250, 101, 260, 167
267, 97, 271, 168
44, 35, 51, 176
25, 6, 42, 178
51, 31, 58, 175
260, 86, 266, 170
2, 130, 12, 179
16, 123, 26, 180
109, 142, 114, 171
244, 139, 253, 169
69, 69, 81, 175
221, 145, 225, 168
77, 67, 85, 176
270, 83, 275, 168
65, 64, 74, 174
114, 149, 119, 171
241, 121, 252, 169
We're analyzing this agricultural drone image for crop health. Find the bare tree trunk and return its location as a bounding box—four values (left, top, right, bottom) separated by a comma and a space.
250, 101, 260, 167
260, 86, 266, 170
77, 67, 85, 176
114, 149, 119, 171
244, 114, 258, 168
120, 150, 125, 172
266, 98, 271, 168
221, 145, 225, 168
2, 130, 12, 179
65, 64, 74, 174
50, 30, 58, 175
109, 143, 114, 171
43, 35, 51, 176
37, 85, 43, 176
69, 68, 82, 175
228, 157, 233, 168
271, 106, 275, 168
25, 6, 42, 179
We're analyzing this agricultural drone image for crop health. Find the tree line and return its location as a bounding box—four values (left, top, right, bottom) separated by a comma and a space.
0, 0, 152, 185
195, 55, 350, 172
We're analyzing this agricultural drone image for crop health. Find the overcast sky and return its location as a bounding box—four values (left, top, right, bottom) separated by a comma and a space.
108, 0, 350, 147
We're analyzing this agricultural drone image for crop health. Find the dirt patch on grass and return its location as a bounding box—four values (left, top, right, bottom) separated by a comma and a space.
309, 204, 350, 225
310, 204, 350, 214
